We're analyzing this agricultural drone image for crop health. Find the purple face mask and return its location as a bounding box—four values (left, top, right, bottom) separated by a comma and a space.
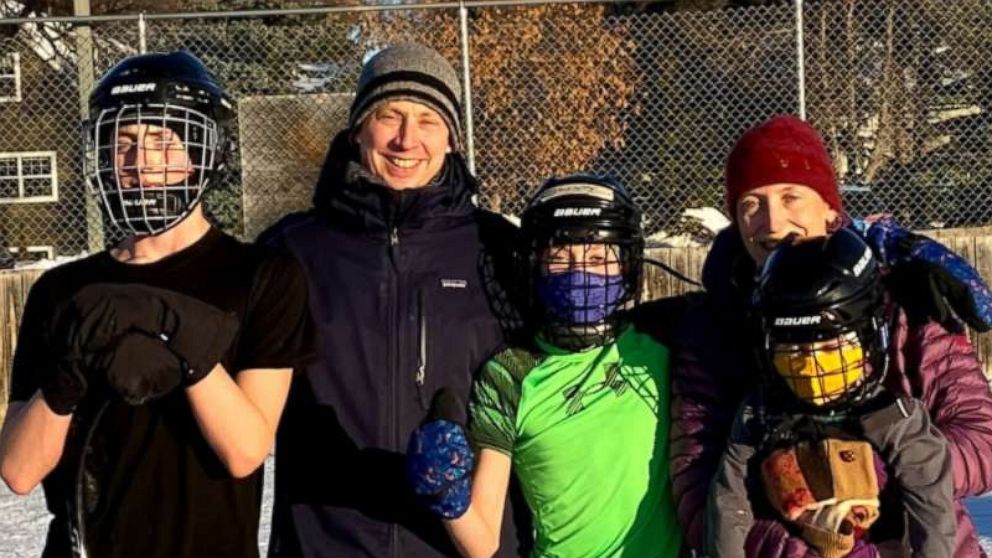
536, 271, 627, 325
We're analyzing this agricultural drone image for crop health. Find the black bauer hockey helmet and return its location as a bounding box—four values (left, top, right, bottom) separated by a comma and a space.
521, 174, 643, 248
754, 228, 890, 411
519, 174, 644, 350
84, 50, 234, 236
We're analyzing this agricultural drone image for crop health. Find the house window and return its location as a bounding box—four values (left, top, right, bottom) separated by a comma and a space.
0, 152, 58, 203
0, 53, 20, 102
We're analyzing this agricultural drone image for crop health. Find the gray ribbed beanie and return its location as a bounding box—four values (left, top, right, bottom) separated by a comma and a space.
349, 43, 463, 149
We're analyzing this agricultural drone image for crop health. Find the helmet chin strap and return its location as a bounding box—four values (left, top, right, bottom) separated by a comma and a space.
107, 188, 192, 236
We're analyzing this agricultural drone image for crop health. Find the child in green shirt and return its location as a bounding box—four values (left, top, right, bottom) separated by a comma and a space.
406, 175, 684, 558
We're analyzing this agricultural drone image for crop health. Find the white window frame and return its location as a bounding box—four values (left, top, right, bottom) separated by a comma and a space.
7, 245, 54, 259
0, 52, 21, 102
0, 151, 58, 203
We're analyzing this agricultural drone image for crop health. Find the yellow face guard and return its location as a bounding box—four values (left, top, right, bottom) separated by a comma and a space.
771, 331, 867, 407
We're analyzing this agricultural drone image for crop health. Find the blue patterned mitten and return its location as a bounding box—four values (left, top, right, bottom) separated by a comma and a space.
406, 389, 475, 519
859, 216, 992, 332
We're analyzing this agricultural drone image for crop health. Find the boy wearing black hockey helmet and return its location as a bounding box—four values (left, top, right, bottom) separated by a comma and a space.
0, 51, 313, 558
406, 174, 685, 557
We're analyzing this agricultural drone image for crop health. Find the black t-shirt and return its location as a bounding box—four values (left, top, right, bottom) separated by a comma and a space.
9, 227, 315, 558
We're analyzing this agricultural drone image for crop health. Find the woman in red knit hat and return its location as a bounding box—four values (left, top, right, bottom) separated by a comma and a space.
668, 114, 992, 558
724, 115, 842, 266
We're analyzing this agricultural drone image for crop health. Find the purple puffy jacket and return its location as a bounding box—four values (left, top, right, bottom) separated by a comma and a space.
671, 228, 992, 558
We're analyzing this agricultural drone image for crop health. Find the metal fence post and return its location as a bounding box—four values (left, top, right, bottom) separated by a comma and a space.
139, 12, 147, 54
458, 0, 476, 175
795, 0, 806, 120
74, 0, 104, 252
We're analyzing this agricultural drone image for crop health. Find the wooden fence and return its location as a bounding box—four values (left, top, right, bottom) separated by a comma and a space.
0, 269, 41, 421
1, 229, 991, 419
911, 228, 992, 371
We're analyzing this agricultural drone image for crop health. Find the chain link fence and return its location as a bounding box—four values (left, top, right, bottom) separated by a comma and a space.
0, 0, 988, 260
804, 0, 992, 231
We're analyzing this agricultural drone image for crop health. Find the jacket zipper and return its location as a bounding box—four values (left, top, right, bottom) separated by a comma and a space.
387, 224, 400, 558
416, 289, 429, 410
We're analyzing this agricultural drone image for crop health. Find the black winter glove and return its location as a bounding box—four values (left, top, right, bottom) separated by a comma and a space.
39, 359, 86, 415
102, 331, 187, 405
40, 348, 111, 415
40, 296, 121, 415
54, 283, 239, 397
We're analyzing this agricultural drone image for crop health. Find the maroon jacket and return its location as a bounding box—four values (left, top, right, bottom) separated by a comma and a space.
671, 228, 992, 558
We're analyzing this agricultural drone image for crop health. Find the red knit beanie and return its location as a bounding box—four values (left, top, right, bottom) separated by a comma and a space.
725, 114, 842, 218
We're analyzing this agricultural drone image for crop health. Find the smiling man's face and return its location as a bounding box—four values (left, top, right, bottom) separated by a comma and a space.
354, 99, 451, 190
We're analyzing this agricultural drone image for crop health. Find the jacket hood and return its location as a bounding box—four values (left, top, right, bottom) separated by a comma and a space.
312, 129, 478, 232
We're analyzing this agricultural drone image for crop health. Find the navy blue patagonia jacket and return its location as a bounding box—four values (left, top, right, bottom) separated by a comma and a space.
261, 130, 531, 558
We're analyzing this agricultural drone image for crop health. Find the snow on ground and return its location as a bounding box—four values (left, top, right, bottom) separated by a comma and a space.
0, 477, 47, 557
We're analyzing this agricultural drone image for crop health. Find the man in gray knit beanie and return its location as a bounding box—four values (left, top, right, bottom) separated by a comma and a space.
346, 43, 464, 191
264, 42, 532, 558
349, 43, 463, 148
